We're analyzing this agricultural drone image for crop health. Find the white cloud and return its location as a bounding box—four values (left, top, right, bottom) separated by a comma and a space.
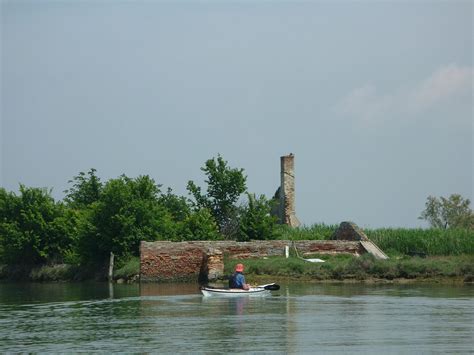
337, 84, 395, 124
336, 64, 473, 124
410, 64, 473, 109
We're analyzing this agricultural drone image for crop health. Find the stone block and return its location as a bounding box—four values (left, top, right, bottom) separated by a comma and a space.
330, 221, 370, 241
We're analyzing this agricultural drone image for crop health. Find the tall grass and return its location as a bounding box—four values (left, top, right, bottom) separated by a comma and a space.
281, 224, 474, 256
276, 223, 338, 240
366, 228, 474, 256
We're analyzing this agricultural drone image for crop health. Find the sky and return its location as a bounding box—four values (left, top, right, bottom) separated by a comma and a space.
1, 0, 472, 228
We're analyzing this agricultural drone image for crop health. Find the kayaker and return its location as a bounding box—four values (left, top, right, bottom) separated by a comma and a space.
229, 263, 250, 290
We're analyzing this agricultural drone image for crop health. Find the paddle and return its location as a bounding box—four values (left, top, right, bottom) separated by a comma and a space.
257, 283, 280, 291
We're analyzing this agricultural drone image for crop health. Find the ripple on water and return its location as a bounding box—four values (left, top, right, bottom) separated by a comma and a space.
0, 283, 472, 353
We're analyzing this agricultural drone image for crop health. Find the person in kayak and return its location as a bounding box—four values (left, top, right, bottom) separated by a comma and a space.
229, 263, 250, 290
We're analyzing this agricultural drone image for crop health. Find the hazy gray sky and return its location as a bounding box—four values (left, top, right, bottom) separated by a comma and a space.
1, 0, 472, 228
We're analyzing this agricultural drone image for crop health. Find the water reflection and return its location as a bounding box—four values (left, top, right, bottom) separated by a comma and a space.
0, 282, 140, 304
201, 295, 250, 315
197, 295, 290, 353
139, 282, 199, 297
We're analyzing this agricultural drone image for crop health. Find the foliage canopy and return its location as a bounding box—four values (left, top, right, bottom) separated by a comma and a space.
0, 185, 78, 264
187, 155, 247, 238
77, 175, 176, 263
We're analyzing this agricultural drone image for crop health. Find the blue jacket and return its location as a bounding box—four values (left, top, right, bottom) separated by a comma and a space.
229, 272, 246, 289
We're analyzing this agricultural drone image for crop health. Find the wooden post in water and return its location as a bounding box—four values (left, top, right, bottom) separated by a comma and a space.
108, 251, 114, 282
109, 280, 114, 299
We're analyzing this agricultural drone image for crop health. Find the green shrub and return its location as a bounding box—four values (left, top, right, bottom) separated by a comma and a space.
63, 249, 81, 266
179, 208, 222, 241
114, 256, 140, 279
0, 186, 78, 265
238, 194, 280, 242
29, 264, 74, 281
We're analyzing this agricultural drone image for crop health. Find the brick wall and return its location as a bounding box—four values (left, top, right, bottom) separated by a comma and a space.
140, 240, 365, 282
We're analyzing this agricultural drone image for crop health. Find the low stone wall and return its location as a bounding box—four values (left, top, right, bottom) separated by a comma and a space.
140, 240, 365, 282
140, 242, 205, 282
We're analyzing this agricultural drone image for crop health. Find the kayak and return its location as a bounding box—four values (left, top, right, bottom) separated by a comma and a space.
200, 283, 279, 297
201, 286, 270, 297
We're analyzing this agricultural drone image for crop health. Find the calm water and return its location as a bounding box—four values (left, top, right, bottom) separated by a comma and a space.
0, 282, 473, 353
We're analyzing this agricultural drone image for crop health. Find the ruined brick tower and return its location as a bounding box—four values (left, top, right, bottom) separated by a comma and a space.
274, 154, 300, 227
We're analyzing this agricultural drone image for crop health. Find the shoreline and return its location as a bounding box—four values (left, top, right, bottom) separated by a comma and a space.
1, 253, 473, 284
0, 276, 471, 286
0, 270, 472, 286
245, 274, 472, 285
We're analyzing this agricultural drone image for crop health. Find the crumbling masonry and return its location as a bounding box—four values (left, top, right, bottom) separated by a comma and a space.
273, 154, 301, 227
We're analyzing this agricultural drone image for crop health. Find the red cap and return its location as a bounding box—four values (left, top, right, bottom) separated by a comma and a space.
235, 263, 244, 272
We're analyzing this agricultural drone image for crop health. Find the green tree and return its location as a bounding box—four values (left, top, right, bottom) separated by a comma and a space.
157, 188, 222, 241
180, 208, 222, 241
419, 194, 474, 229
238, 193, 279, 241
0, 186, 78, 264
158, 188, 191, 222
64, 168, 102, 208
78, 175, 176, 264
187, 155, 247, 237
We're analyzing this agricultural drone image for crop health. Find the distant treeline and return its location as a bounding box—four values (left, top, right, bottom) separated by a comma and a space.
1, 156, 473, 269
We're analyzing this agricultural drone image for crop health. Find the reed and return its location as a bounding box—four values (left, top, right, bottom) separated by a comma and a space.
276, 223, 338, 241
365, 228, 474, 256
281, 224, 474, 256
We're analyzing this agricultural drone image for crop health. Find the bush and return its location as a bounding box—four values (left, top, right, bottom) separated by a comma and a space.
0, 186, 78, 265
179, 208, 222, 241
114, 256, 140, 280
238, 194, 279, 241
29, 264, 75, 281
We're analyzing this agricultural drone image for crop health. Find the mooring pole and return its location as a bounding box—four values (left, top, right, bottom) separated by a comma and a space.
108, 251, 114, 282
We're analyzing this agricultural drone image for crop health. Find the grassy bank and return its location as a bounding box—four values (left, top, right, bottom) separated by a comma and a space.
225, 254, 474, 283
2, 254, 472, 283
